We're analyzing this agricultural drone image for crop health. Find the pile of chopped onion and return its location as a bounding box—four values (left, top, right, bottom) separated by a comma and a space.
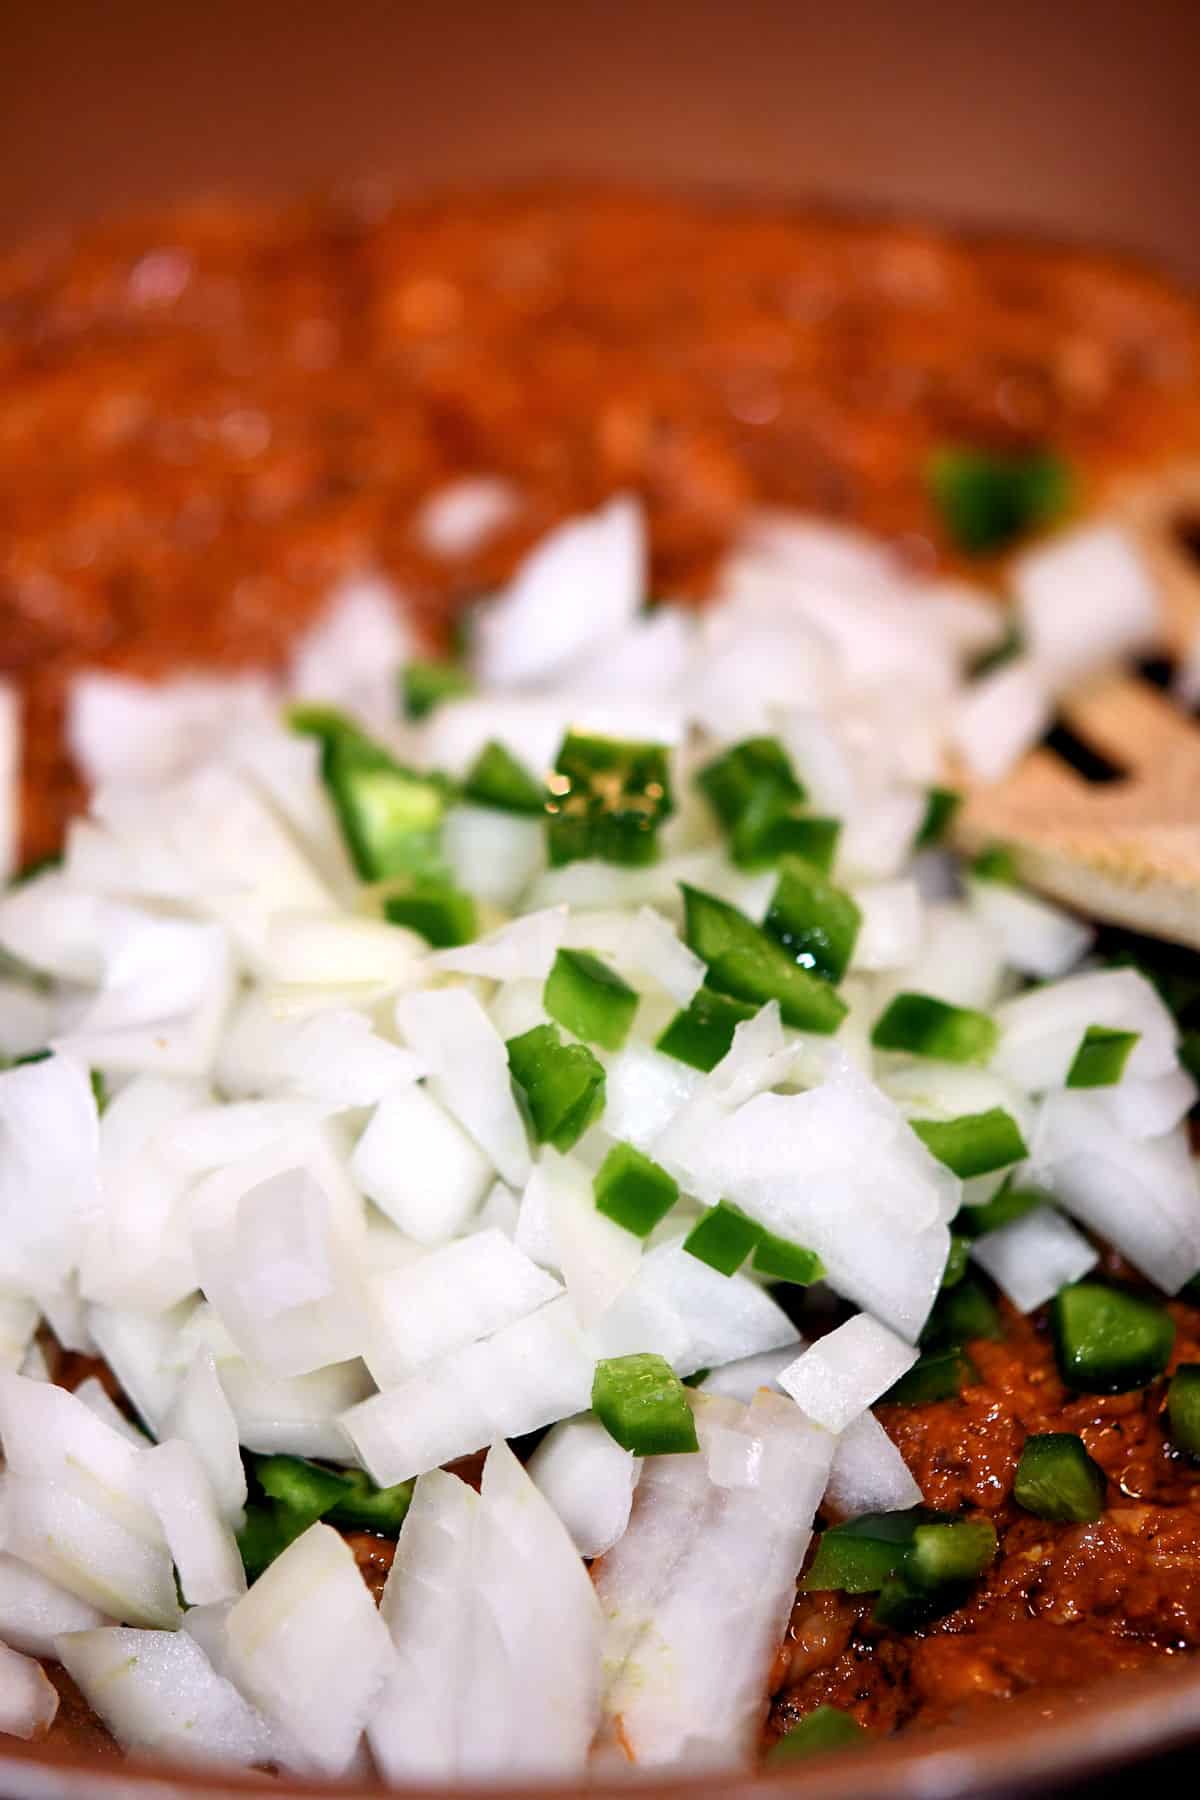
0, 489, 1193, 1777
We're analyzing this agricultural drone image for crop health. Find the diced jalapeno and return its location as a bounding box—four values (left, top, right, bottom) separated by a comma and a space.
906, 1518, 997, 1589
801, 1508, 932, 1595
1052, 1282, 1175, 1394
401, 659, 473, 721
462, 740, 545, 814
955, 1184, 1044, 1238
911, 1108, 1027, 1180
383, 881, 477, 948
940, 1234, 971, 1289
970, 844, 1019, 884
546, 731, 673, 867
922, 1276, 1002, 1349
681, 885, 847, 1034
594, 1143, 679, 1238
882, 1346, 977, 1405
916, 786, 962, 849
926, 445, 1071, 555
872, 992, 997, 1065
763, 859, 861, 984
751, 1231, 824, 1286
683, 1200, 762, 1275
592, 1353, 699, 1456
1013, 1432, 1107, 1522
1065, 1024, 1140, 1089
766, 1706, 868, 1765
291, 707, 453, 883
506, 1023, 606, 1152
656, 985, 759, 1071
1167, 1364, 1200, 1459
544, 948, 639, 1051
694, 736, 808, 870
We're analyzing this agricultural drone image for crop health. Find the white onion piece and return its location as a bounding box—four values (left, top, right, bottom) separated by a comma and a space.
966, 878, 1093, 980
602, 1044, 700, 1152
473, 494, 643, 688
0, 1555, 110, 1658
1014, 523, 1157, 684
837, 785, 928, 885
950, 658, 1053, 784
0, 681, 17, 886
79, 1073, 200, 1313
224, 1522, 392, 1778
190, 1129, 364, 1374
352, 1083, 493, 1244
73, 1378, 148, 1449
396, 987, 531, 1188
262, 912, 423, 989
216, 998, 422, 1107
883, 900, 1006, 1011
1031, 1092, 1200, 1293
824, 1411, 922, 1519
488, 975, 549, 1041
631, 907, 706, 1005
415, 475, 519, 559
368, 1470, 481, 1782
992, 966, 1178, 1092
699, 1346, 801, 1402
85, 1302, 191, 1434
561, 607, 695, 700
365, 1229, 561, 1386
591, 1242, 798, 1377
288, 572, 412, 731
880, 1061, 1036, 1146
778, 1315, 917, 1433
0, 1299, 38, 1374
598, 1391, 833, 1770
3, 1474, 179, 1629
0, 872, 134, 985
58, 1625, 275, 1768
657, 1073, 956, 1341
142, 1439, 245, 1606
228, 722, 356, 897
0, 1053, 99, 1298
462, 1440, 602, 1779
537, 1151, 643, 1328
850, 880, 923, 973
1101, 1068, 1199, 1139
68, 670, 273, 792
431, 906, 567, 981
342, 1296, 594, 1486
160, 1352, 246, 1528
0, 979, 53, 1060
0, 1638, 58, 1740
442, 805, 544, 908
218, 1356, 370, 1462
970, 1205, 1098, 1312
527, 1415, 639, 1558
56, 915, 234, 1082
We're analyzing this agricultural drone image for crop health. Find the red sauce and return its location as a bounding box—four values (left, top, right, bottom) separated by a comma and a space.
4, 189, 1200, 863
772, 1292, 1200, 1741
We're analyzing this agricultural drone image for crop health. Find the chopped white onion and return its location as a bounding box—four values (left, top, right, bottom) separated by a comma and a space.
527, 1415, 639, 1558
224, 1522, 393, 1778
824, 1410, 923, 1519
396, 987, 531, 1188
58, 1625, 274, 1768
473, 495, 643, 688
141, 1438, 246, 1606
591, 1241, 799, 1377
778, 1315, 918, 1433
288, 573, 412, 732
966, 877, 1093, 980
415, 475, 519, 560
993, 966, 1178, 1091
0, 1555, 111, 1658
0, 1053, 99, 1299
342, 1296, 594, 1486
364, 1229, 561, 1386
532, 1151, 643, 1329
850, 880, 923, 973
950, 658, 1053, 784
970, 1204, 1098, 1312
0, 1638, 58, 1740
431, 906, 567, 982
597, 1391, 833, 1769
442, 805, 545, 908
698, 1346, 800, 1402
351, 1083, 493, 1244
1014, 523, 1158, 684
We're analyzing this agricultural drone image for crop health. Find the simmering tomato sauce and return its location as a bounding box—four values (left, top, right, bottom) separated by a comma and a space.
4, 188, 1200, 1761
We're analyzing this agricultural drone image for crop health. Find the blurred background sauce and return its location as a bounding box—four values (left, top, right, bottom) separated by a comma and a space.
1, 0, 1198, 275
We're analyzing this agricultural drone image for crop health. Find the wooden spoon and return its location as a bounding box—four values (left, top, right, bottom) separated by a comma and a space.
952, 464, 1200, 949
